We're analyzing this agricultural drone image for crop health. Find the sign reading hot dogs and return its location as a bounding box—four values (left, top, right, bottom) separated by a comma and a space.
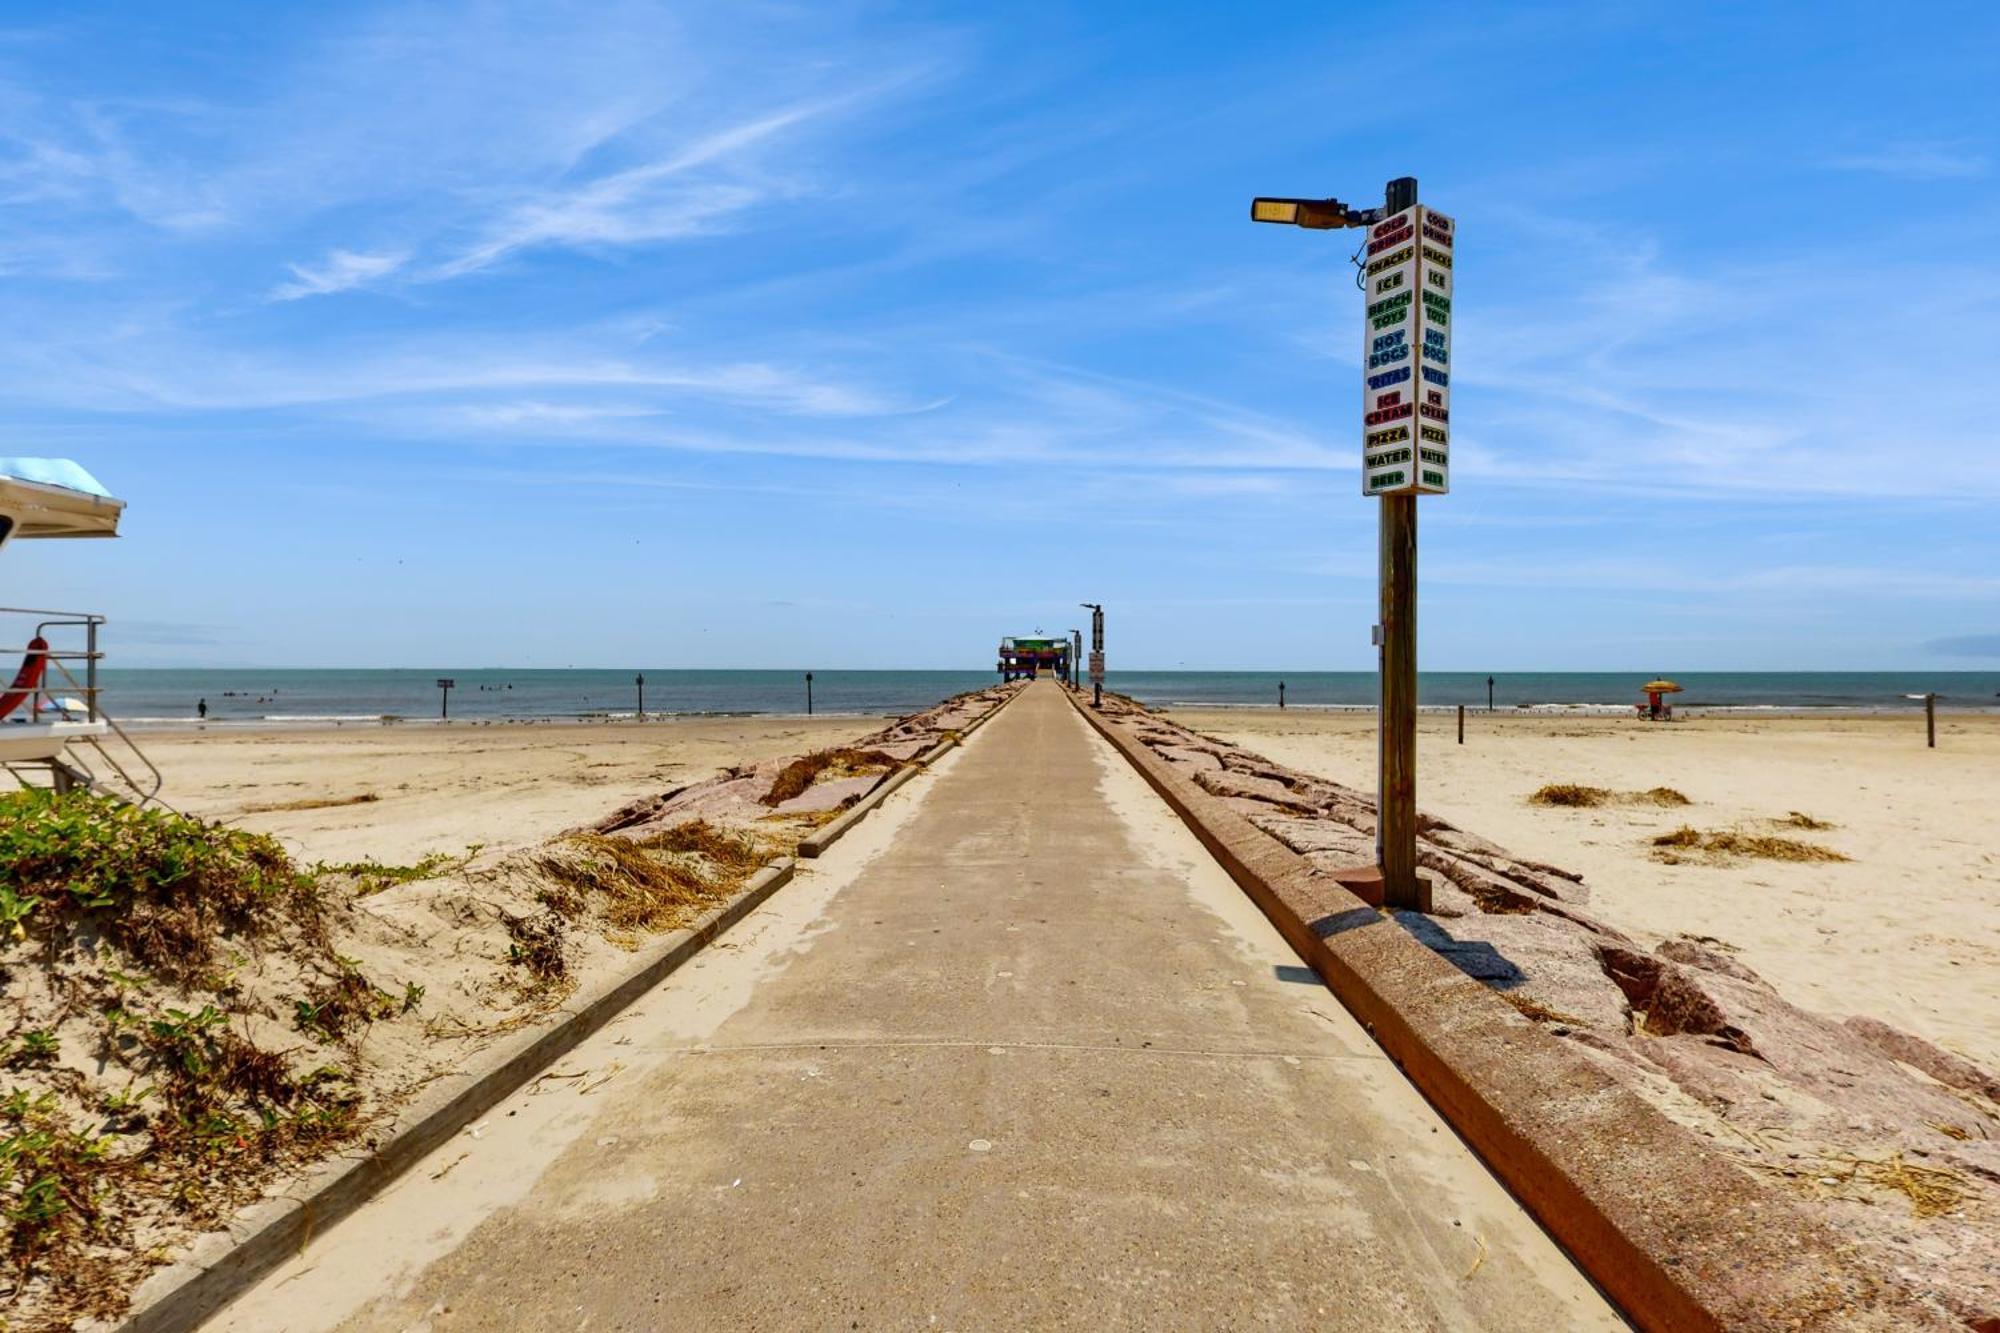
1362, 205, 1451, 496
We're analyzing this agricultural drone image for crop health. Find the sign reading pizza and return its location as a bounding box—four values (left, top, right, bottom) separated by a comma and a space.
1362, 205, 1451, 496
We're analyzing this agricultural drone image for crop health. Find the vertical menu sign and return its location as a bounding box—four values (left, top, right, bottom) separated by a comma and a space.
1362, 206, 1452, 494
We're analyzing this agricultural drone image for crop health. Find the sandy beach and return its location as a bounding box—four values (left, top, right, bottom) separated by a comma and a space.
139, 707, 2000, 1071
1168, 707, 2000, 1071
145, 715, 888, 867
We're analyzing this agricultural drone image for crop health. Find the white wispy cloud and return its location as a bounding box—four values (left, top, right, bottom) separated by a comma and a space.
0, 101, 225, 234
1826, 142, 1989, 180
1427, 554, 2000, 599
270, 248, 408, 301
1421, 203, 2000, 502
4, 4, 930, 289
0, 131, 95, 206
0, 319, 935, 422
426, 92, 885, 279
433, 180, 760, 279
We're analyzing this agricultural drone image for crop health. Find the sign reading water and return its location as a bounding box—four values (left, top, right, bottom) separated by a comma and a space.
1362, 205, 1451, 495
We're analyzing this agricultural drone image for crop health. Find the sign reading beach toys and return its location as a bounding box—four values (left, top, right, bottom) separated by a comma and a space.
1362, 204, 1452, 495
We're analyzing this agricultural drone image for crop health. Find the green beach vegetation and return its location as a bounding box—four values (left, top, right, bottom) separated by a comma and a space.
0, 787, 793, 1325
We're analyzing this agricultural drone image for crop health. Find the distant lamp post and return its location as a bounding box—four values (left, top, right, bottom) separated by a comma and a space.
806, 671, 814, 715
436, 677, 455, 720
1080, 603, 1105, 708
1070, 630, 1083, 689
635, 673, 645, 721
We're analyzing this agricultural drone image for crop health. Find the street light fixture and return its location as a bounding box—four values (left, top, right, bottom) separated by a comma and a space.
1248, 196, 1372, 230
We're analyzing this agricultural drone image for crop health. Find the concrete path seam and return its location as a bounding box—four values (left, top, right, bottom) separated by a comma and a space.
667, 1037, 1380, 1061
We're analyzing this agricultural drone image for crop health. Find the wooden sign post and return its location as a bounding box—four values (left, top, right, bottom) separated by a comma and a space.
1367, 178, 1449, 909
1252, 174, 1452, 910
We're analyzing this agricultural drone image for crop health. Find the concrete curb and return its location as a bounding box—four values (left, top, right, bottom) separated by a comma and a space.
797, 688, 1014, 859
1069, 692, 1942, 1333
798, 768, 917, 858
119, 857, 799, 1333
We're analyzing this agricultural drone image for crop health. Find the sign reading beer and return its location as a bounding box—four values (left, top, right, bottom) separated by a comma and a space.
1363, 205, 1451, 495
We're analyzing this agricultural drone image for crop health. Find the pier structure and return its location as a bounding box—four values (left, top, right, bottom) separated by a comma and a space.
215, 681, 1619, 1330
995, 632, 1070, 682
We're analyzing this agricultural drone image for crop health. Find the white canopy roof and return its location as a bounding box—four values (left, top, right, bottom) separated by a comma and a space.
0, 459, 125, 539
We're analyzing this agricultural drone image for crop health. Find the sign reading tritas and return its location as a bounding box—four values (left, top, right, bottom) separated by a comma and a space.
1362, 206, 1451, 496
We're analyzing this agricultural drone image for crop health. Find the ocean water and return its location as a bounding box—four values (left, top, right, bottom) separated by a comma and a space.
87, 668, 2000, 728
1107, 670, 2000, 713
96, 669, 996, 726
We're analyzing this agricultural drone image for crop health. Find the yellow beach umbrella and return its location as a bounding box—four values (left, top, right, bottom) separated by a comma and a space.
1641, 679, 1683, 694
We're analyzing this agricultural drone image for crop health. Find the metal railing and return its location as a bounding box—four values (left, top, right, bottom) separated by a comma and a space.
0, 605, 163, 806
1, 605, 105, 721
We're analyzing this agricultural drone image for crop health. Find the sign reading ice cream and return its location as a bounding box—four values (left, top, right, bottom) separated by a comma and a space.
1362, 206, 1451, 495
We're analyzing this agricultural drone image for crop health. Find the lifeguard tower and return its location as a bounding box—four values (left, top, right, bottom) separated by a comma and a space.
0, 459, 162, 803
997, 633, 1071, 683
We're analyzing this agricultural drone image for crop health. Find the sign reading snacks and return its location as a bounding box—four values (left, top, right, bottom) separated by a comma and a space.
1363, 205, 1451, 495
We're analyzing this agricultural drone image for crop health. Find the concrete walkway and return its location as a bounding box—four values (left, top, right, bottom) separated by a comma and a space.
212, 680, 1621, 1331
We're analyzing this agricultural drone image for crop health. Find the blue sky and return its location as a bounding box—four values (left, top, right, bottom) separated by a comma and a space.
3, 1, 1997, 670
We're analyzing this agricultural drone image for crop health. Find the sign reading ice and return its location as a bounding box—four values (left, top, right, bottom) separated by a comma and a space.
1362, 206, 1451, 495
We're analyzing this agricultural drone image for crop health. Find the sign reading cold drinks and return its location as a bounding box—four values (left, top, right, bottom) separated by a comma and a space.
1362, 205, 1451, 495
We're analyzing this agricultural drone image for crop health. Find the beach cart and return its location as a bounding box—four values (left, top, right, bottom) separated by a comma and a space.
1637, 678, 1683, 721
